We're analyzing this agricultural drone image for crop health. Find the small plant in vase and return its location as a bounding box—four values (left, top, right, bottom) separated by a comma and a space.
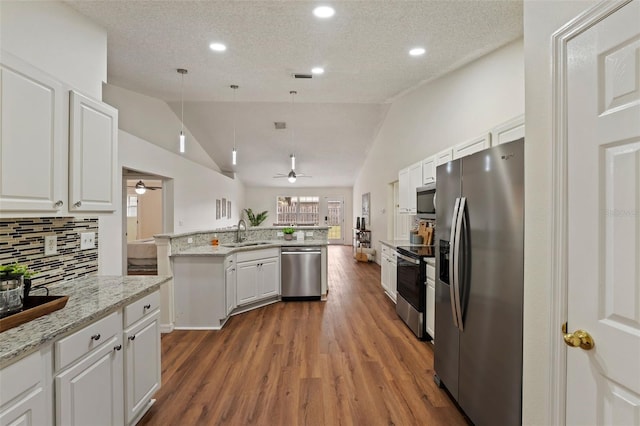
283, 227, 295, 241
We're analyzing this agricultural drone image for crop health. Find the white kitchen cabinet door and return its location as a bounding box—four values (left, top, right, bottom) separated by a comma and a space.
407, 161, 422, 213
124, 312, 160, 426
398, 167, 409, 213
0, 53, 65, 213
258, 257, 279, 299
389, 256, 397, 303
0, 387, 48, 426
422, 156, 436, 184
56, 336, 124, 426
435, 148, 453, 166
453, 133, 491, 160
426, 281, 435, 339
236, 261, 259, 306
380, 253, 389, 293
69, 91, 118, 212
225, 263, 237, 316
490, 115, 524, 146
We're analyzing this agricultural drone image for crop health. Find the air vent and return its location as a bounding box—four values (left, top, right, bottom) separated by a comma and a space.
274, 122, 286, 130
292, 73, 313, 79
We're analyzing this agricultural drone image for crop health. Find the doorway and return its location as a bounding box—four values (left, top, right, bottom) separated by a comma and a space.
323, 196, 344, 244
122, 169, 166, 276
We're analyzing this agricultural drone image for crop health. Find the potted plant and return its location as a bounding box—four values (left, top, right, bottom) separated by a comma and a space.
244, 208, 269, 227
283, 227, 295, 241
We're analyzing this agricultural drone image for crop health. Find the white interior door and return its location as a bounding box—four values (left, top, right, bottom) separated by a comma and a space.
566, 1, 640, 424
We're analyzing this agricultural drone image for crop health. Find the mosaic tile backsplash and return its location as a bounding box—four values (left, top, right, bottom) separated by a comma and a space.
0, 217, 98, 287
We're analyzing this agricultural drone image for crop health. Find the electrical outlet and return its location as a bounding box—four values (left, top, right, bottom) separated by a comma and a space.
187, 237, 193, 244
44, 235, 57, 256
306, 231, 314, 237
277, 231, 284, 237
80, 232, 95, 250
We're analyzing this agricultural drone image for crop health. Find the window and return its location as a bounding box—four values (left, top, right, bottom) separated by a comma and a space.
127, 196, 138, 218
276, 196, 319, 225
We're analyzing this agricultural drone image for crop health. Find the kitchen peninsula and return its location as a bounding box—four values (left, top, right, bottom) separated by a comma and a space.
155, 226, 329, 331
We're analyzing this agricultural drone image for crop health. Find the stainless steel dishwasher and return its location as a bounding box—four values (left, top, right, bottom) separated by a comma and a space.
281, 247, 322, 300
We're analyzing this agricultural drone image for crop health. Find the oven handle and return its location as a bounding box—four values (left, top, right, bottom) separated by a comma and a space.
452, 197, 466, 332
449, 197, 461, 328
396, 252, 420, 265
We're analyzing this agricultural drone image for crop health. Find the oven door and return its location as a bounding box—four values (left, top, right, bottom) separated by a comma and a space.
396, 252, 423, 310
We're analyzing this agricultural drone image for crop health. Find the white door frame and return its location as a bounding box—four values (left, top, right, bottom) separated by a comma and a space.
548, 1, 633, 424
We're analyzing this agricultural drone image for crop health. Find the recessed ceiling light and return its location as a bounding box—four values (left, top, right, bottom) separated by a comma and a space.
313, 6, 335, 18
311, 67, 325, 75
409, 47, 426, 56
209, 42, 227, 52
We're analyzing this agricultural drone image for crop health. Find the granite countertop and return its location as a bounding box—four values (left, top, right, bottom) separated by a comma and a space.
171, 239, 328, 257
157, 225, 330, 239
0, 275, 170, 368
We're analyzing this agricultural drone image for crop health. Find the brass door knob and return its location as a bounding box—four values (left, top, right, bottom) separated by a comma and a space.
563, 329, 594, 350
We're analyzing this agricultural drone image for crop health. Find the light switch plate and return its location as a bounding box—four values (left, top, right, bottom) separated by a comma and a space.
44, 235, 57, 256
80, 232, 95, 250
306, 231, 314, 237
187, 237, 193, 243
277, 231, 284, 237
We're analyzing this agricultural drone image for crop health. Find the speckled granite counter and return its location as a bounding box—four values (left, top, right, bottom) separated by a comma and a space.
0, 275, 170, 367
172, 240, 329, 257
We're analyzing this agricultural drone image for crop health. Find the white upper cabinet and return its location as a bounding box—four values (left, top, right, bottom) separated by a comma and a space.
490, 115, 525, 146
0, 53, 66, 213
422, 156, 436, 184
398, 162, 422, 214
453, 133, 491, 159
69, 91, 118, 212
0, 53, 118, 216
435, 148, 453, 166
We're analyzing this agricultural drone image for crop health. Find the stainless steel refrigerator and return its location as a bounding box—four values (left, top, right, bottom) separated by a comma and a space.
434, 139, 524, 426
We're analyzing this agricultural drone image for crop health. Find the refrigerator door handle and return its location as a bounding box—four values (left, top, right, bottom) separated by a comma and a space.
449, 197, 461, 328
453, 197, 466, 331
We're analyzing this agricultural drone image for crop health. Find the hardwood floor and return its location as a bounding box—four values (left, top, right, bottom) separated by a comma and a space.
139, 245, 467, 425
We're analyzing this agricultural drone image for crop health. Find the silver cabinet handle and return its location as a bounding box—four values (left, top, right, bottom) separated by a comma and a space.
54, 200, 64, 208
143, 304, 151, 310
128, 335, 136, 341
91, 333, 101, 341
114, 344, 122, 351
74, 201, 82, 208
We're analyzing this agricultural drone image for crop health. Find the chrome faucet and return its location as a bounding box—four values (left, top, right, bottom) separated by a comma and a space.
236, 219, 247, 242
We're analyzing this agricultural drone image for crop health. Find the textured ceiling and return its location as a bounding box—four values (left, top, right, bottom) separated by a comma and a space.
65, 0, 523, 187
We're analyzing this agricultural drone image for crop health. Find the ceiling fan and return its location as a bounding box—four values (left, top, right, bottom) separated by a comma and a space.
127, 180, 162, 194
273, 154, 312, 183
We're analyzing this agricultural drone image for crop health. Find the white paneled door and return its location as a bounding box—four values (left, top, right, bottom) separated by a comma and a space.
565, 1, 640, 424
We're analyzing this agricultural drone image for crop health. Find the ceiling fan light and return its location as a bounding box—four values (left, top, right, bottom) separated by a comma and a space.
232, 148, 237, 165
134, 180, 147, 195
288, 170, 296, 183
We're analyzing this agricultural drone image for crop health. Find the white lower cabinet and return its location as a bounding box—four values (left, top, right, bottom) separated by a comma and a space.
235, 248, 280, 307
0, 349, 51, 426
225, 256, 237, 316
426, 258, 436, 340
380, 245, 397, 303
124, 310, 160, 425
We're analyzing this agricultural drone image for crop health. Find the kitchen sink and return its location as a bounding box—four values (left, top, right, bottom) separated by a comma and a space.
222, 241, 272, 248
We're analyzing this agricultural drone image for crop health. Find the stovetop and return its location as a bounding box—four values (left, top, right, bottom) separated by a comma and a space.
396, 245, 434, 258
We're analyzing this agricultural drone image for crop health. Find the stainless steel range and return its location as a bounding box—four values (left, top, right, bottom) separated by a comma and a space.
395, 246, 430, 340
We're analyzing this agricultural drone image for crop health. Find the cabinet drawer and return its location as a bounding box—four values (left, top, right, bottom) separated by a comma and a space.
0, 350, 42, 407
124, 291, 160, 328
236, 248, 279, 263
427, 277, 436, 289
224, 254, 235, 269
426, 262, 436, 280
381, 245, 390, 256
55, 310, 121, 371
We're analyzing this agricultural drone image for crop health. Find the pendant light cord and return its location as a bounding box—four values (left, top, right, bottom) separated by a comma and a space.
290, 90, 297, 165
181, 72, 185, 135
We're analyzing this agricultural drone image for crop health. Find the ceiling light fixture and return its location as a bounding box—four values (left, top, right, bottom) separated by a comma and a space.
409, 47, 426, 56
134, 181, 147, 195
177, 68, 188, 153
209, 42, 227, 52
311, 67, 325, 75
313, 6, 335, 18
231, 84, 239, 165
288, 170, 296, 183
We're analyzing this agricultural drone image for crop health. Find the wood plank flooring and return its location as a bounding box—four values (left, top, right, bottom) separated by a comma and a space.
139, 245, 468, 425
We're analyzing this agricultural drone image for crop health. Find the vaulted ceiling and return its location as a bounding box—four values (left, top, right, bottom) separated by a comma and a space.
66, 0, 523, 187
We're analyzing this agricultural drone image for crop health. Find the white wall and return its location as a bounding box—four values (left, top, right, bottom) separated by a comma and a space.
353, 39, 524, 258
245, 186, 353, 243
103, 84, 220, 171
99, 131, 245, 275
0, 1, 106, 99
522, 1, 596, 424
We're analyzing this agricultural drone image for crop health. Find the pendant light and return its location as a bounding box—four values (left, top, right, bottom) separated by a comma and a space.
288, 90, 297, 183
134, 181, 147, 195
177, 68, 188, 153
231, 85, 239, 165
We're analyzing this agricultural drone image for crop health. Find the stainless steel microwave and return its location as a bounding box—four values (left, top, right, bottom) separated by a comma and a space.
417, 183, 436, 219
